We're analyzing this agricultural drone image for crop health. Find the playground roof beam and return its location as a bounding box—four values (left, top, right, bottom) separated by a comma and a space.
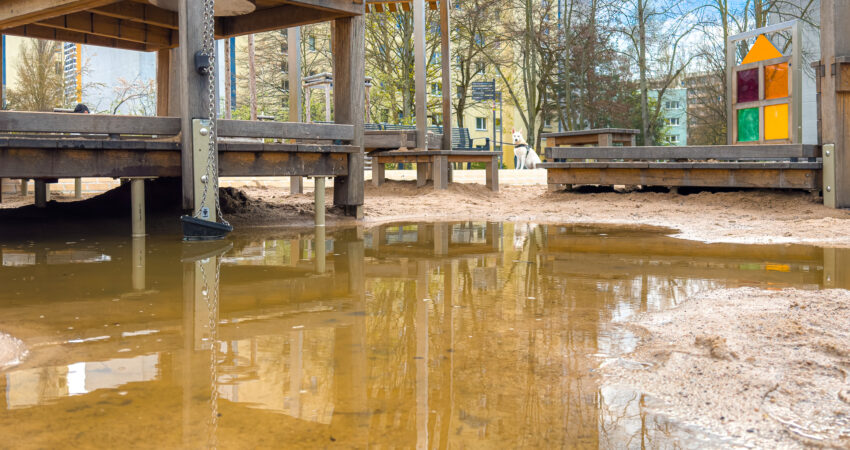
0, 0, 118, 29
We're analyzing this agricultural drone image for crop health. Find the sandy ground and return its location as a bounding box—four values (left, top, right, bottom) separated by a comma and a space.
602, 288, 850, 448
213, 178, 850, 247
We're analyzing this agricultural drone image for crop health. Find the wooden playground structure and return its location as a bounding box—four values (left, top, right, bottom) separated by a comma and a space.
540, 3, 850, 209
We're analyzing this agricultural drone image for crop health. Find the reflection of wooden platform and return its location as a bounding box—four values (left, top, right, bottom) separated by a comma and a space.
539, 144, 822, 191
371, 150, 501, 191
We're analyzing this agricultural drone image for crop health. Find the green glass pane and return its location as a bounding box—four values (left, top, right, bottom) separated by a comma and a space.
737, 108, 759, 142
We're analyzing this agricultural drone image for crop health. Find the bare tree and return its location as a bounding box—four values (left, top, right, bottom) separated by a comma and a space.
104, 77, 156, 115
6, 39, 64, 111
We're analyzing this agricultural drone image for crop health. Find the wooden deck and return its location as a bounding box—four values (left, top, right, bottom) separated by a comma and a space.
543, 128, 639, 147
364, 130, 442, 152
539, 144, 823, 191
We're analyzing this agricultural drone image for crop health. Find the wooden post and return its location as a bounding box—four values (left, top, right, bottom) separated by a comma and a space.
413, 0, 427, 150
324, 84, 332, 122
177, 0, 208, 210
34, 179, 47, 208
224, 39, 232, 119
433, 155, 448, 189
597, 133, 613, 147
485, 156, 499, 192
156, 50, 171, 116
440, 0, 452, 151
332, 16, 365, 218
821, 0, 850, 207
288, 27, 304, 194
416, 162, 428, 187
248, 34, 258, 121
372, 161, 385, 186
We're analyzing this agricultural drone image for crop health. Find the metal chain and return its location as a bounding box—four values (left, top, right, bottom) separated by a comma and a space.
195, 0, 230, 226
199, 255, 222, 449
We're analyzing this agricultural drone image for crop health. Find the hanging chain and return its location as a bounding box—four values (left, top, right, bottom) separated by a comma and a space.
199, 254, 222, 449
195, 0, 230, 226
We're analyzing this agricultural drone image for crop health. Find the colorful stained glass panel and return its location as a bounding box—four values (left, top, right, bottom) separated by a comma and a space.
737, 69, 759, 103
764, 103, 789, 140
742, 35, 783, 65
764, 63, 789, 100
737, 108, 759, 142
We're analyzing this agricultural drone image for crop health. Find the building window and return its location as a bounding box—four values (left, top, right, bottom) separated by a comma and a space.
457, 86, 464, 99
666, 117, 680, 126
475, 62, 486, 75
431, 83, 442, 95
664, 100, 681, 109
432, 113, 443, 125
430, 51, 441, 65
308, 36, 316, 51
475, 117, 487, 131
667, 135, 680, 144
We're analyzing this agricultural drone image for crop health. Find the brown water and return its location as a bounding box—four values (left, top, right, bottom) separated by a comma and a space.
0, 222, 843, 448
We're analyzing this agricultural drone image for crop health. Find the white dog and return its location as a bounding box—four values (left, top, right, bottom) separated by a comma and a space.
512, 129, 542, 169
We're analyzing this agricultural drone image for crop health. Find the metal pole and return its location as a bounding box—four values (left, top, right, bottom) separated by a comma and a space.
132, 236, 146, 291
315, 225, 326, 274
314, 176, 325, 227
131, 179, 146, 237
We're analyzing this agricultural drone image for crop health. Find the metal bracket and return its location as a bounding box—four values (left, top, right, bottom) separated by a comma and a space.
823, 143, 836, 208
192, 119, 215, 222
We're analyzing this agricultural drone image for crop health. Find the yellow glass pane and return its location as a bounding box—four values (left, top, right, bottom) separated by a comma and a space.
742, 35, 783, 65
764, 103, 789, 140
764, 63, 789, 99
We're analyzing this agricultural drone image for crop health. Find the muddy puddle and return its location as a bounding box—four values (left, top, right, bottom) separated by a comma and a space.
0, 222, 845, 448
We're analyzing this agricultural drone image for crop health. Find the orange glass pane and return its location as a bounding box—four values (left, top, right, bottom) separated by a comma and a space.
742, 35, 783, 65
764, 63, 788, 99
764, 103, 789, 140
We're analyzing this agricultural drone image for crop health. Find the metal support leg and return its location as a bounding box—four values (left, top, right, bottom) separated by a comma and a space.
132, 236, 146, 291
315, 177, 326, 227
131, 179, 146, 237
74, 178, 82, 199
34, 180, 48, 208
290, 176, 303, 194
433, 155, 448, 190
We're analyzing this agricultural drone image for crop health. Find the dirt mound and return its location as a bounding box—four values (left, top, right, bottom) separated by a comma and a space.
603, 288, 850, 448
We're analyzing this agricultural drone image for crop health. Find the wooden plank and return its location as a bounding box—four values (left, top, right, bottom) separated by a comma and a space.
545, 166, 821, 190
542, 128, 639, 138
91, 2, 178, 29
285, 0, 365, 15
0, 111, 180, 135
331, 15, 365, 215
217, 4, 348, 38
2, 23, 147, 51
0, 0, 117, 29
217, 119, 354, 140
36, 11, 174, 46
540, 161, 821, 170
0, 146, 349, 178
545, 144, 821, 160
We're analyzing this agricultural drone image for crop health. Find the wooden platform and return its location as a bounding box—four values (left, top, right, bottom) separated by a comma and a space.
543, 128, 639, 147
371, 150, 501, 191
539, 144, 823, 191
0, 111, 360, 185
364, 130, 442, 152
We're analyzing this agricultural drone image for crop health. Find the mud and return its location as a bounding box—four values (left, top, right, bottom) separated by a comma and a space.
602, 288, 850, 448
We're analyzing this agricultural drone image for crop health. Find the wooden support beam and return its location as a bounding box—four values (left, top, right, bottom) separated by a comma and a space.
820, 0, 850, 207
0, 0, 117, 29
545, 144, 821, 161
36, 11, 174, 47
156, 49, 171, 116
288, 26, 304, 194
2, 23, 148, 52
0, 111, 180, 134
216, 4, 347, 38
544, 166, 821, 190
439, 0, 452, 151
331, 15, 365, 217
413, 0, 426, 150
218, 120, 353, 140
91, 2, 178, 30
177, 0, 207, 210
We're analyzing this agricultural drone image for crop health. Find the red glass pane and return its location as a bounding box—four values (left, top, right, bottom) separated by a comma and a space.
736, 69, 759, 103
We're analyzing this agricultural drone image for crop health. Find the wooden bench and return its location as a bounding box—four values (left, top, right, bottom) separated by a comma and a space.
543, 128, 639, 148
371, 150, 500, 191
538, 144, 822, 191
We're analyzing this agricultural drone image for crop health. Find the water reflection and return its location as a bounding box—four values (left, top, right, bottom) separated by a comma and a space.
0, 223, 843, 448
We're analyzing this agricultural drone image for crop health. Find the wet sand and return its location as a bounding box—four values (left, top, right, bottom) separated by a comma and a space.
603, 288, 850, 448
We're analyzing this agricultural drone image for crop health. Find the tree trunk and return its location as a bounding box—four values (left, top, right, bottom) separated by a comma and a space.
639, 0, 650, 146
